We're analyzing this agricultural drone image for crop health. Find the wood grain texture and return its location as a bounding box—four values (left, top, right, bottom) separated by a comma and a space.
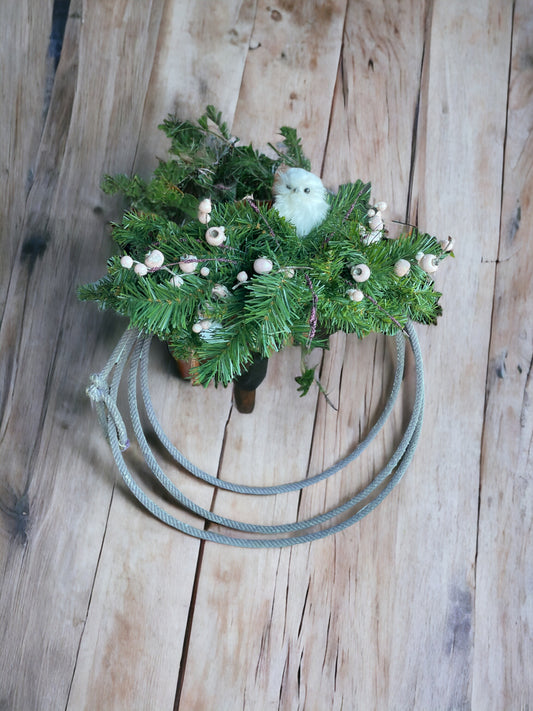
0, 0, 530, 709
395, 1, 513, 707
135, 0, 258, 175
473, 0, 533, 706
0, 1, 53, 314
0, 2, 169, 709
231, 0, 348, 171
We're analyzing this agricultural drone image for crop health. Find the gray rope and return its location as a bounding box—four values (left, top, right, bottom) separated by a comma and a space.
87, 323, 424, 547
86, 328, 138, 450
139, 332, 406, 494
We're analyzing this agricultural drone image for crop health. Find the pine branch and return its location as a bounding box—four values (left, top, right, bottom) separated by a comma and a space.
268, 126, 311, 170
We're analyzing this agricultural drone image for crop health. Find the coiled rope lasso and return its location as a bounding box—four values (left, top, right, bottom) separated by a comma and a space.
87, 323, 424, 547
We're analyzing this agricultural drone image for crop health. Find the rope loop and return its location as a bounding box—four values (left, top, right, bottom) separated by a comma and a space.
86, 324, 424, 547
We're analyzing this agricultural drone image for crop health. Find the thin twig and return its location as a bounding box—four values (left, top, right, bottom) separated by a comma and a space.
364, 294, 409, 336
244, 195, 280, 248
343, 184, 367, 222
305, 273, 318, 346
315, 377, 338, 411
391, 219, 418, 230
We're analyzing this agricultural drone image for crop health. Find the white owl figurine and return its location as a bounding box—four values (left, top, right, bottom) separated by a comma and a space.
273, 167, 329, 237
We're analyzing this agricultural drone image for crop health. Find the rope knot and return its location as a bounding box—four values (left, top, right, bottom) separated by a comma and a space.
86, 372, 130, 451
86, 373, 109, 403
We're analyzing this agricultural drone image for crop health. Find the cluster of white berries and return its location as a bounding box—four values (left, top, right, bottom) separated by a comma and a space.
361, 201, 388, 245
230, 258, 273, 290
392, 252, 440, 278
120, 248, 197, 287
232, 259, 296, 290
192, 318, 214, 334
197, 198, 212, 224
120, 249, 166, 277
120, 198, 298, 334
346, 234, 454, 302
119, 200, 226, 287
346, 263, 370, 301
409, 236, 455, 277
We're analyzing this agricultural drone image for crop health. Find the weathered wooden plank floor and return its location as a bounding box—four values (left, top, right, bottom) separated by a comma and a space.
1, 1, 531, 709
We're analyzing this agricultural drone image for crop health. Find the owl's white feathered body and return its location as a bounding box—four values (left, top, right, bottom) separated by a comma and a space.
273, 167, 329, 237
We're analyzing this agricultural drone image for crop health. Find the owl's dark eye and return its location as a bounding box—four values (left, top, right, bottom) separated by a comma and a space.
286, 184, 291, 190
304, 187, 311, 194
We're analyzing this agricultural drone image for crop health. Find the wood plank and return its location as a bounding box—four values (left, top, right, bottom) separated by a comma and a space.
362, 0, 510, 707
0, 2, 176, 709
65, 2, 259, 709
322, 0, 430, 224
0, 0, 85, 568
473, 0, 533, 706
0, 1, 53, 313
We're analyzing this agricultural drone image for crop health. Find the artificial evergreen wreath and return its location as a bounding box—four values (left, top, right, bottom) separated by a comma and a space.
78, 106, 453, 395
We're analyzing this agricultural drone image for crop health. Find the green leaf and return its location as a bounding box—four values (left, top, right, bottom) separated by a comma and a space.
295, 366, 317, 396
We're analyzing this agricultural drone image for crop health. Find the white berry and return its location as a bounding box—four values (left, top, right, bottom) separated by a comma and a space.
170, 274, 184, 287
420, 254, 439, 274
198, 211, 211, 224
198, 198, 212, 214
374, 201, 388, 212
144, 249, 164, 269
200, 266, 210, 276
192, 322, 203, 333
368, 212, 383, 231
236, 271, 248, 282
212, 283, 230, 299
120, 255, 134, 269
253, 257, 273, 275
362, 229, 383, 245
351, 263, 371, 282
347, 288, 364, 302
439, 236, 455, 252
394, 259, 411, 277
205, 226, 226, 246
134, 262, 148, 276
179, 255, 198, 273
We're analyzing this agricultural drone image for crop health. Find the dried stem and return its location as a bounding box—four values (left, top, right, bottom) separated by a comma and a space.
305, 273, 318, 346
364, 294, 408, 335
244, 195, 280, 248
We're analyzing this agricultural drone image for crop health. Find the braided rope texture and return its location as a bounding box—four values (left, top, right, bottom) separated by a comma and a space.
87, 323, 424, 547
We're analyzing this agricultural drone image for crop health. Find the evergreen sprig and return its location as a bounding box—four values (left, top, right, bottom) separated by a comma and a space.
79, 108, 453, 391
